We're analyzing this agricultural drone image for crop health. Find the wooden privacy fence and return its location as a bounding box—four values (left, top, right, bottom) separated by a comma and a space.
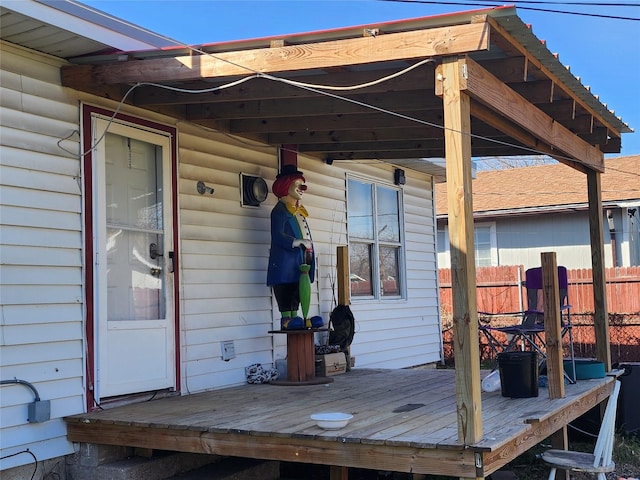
439, 265, 640, 364
439, 265, 640, 318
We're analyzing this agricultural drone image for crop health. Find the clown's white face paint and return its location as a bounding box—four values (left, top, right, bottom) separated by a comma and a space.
287, 178, 307, 202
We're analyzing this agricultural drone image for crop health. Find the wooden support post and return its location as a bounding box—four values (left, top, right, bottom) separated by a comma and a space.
587, 170, 611, 370
336, 245, 352, 367
543, 251, 568, 479
330, 465, 348, 480
549, 427, 569, 480
437, 57, 482, 450
337, 246, 350, 306
541, 253, 564, 399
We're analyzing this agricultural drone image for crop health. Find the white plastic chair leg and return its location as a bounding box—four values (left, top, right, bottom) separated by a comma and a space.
548, 467, 556, 480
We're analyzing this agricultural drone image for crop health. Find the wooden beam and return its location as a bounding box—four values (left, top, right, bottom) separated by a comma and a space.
453, 56, 604, 171
470, 101, 591, 173
587, 169, 612, 370
508, 79, 554, 104
541, 252, 565, 399
186, 92, 442, 120
230, 111, 445, 134
298, 139, 444, 153
438, 56, 483, 447
316, 149, 448, 161
482, 380, 615, 475
479, 56, 528, 83
132, 66, 436, 106
268, 126, 444, 145
61, 23, 490, 87
469, 100, 552, 154
65, 423, 481, 477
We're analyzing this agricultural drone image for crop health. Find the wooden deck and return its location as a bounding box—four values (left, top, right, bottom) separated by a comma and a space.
65, 368, 616, 478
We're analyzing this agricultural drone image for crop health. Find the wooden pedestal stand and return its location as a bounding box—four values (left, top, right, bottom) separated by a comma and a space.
268, 328, 333, 385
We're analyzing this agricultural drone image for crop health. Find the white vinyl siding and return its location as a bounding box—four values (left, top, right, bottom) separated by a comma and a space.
177, 132, 441, 378
177, 126, 281, 391
495, 213, 611, 270
0, 42, 83, 470
0, 40, 443, 470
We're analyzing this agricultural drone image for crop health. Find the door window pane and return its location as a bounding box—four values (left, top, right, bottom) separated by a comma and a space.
105, 133, 165, 321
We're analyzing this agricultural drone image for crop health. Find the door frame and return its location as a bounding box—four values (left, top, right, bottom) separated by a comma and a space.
81, 104, 180, 410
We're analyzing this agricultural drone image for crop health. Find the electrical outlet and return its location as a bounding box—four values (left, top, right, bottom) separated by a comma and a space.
221, 340, 236, 361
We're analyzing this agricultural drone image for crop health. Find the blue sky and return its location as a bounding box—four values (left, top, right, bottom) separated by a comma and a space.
83, 0, 640, 156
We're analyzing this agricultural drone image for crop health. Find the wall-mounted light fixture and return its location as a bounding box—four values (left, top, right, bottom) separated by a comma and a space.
394, 168, 406, 186
197, 181, 214, 195
241, 173, 269, 207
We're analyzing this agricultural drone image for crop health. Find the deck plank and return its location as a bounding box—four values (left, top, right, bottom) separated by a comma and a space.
65, 368, 616, 478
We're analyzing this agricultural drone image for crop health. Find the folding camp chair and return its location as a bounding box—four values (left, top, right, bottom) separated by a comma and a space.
479, 266, 576, 382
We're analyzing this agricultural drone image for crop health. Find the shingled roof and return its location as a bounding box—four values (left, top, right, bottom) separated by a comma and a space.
435, 155, 640, 217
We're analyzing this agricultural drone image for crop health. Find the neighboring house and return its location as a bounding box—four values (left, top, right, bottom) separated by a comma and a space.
0, 1, 444, 471
1, 0, 632, 476
436, 156, 640, 270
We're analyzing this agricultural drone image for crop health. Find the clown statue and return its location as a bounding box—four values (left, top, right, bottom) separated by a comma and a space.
267, 165, 324, 330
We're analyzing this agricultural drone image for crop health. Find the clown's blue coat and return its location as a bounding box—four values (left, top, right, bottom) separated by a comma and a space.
267, 201, 315, 286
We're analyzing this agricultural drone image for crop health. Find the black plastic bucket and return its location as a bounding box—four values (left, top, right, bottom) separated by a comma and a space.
497, 351, 539, 398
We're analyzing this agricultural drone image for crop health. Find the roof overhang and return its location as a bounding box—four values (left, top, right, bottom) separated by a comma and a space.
436, 199, 640, 221
0, 0, 168, 58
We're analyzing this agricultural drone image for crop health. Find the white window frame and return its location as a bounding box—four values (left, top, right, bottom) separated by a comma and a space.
346, 175, 406, 300
438, 222, 498, 267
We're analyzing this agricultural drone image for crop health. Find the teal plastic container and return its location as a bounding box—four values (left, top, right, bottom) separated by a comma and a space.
564, 359, 605, 380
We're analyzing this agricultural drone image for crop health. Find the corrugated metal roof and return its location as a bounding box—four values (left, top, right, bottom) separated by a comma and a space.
490, 12, 631, 135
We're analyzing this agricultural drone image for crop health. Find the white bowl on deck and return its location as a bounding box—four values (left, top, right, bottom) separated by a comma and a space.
310, 412, 353, 430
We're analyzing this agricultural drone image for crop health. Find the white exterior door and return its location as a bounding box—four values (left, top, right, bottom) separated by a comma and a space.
93, 117, 175, 399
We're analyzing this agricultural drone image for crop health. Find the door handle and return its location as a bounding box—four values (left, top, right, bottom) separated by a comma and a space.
150, 243, 163, 260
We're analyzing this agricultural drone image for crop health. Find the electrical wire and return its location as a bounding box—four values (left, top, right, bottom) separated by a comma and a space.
136, 74, 585, 163
474, 1, 640, 5
378, 0, 640, 21
0, 449, 38, 480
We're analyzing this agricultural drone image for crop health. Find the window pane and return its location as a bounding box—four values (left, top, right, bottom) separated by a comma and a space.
437, 228, 446, 254
349, 243, 373, 296
376, 186, 400, 242
379, 246, 400, 296
347, 179, 374, 239
475, 226, 492, 267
